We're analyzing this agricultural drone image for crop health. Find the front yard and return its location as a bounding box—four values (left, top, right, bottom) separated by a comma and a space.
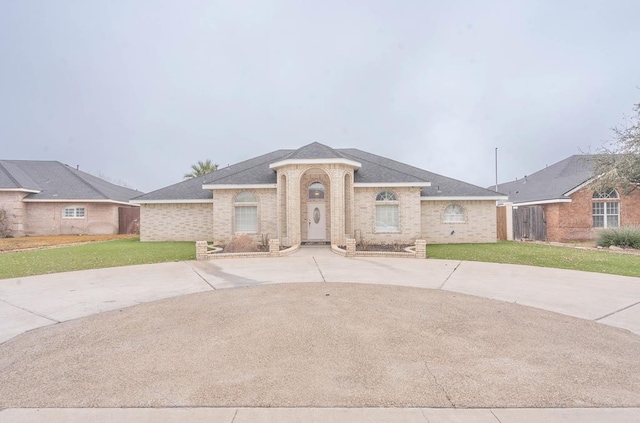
428, 242, 640, 278
0, 237, 195, 279
0, 237, 638, 280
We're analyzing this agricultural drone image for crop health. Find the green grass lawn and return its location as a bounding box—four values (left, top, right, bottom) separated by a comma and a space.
0, 238, 195, 279
427, 241, 640, 277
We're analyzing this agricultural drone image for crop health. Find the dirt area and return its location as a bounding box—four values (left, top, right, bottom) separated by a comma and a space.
0, 234, 136, 253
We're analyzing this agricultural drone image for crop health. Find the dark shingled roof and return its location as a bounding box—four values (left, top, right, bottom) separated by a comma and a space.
134, 143, 501, 201
495, 155, 595, 204
0, 160, 143, 202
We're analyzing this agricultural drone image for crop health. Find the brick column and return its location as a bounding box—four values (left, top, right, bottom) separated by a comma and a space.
346, 238, 356, 257
415, 239, 427, 258
196, 241, 209, 260
269, 239, 280, 256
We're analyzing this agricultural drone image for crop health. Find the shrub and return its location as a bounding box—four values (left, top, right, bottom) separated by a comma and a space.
596, 226, 640, 249
223, 234, 259, 253
0, 208, 11, 238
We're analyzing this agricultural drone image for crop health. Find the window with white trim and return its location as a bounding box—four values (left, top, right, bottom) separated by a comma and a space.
234, 192, 258, 233
443, 204, 466, 223
592, 189, 619, 228
63, 207, 86, 218
375, 190, 399, 232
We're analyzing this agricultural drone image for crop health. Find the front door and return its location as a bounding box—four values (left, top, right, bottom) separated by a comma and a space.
307, 203, 326, 240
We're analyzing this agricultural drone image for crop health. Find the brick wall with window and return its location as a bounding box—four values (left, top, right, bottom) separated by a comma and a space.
421, 200, 497, 244
24, 202, 120, 235
0, 191, 28, 237
546, 185, 640, 242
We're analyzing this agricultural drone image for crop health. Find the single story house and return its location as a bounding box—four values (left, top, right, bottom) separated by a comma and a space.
133, 143, 505, 246
0, 160, 143, 237
495, 155, 640, 242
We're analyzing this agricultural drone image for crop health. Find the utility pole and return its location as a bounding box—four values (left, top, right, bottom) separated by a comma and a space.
494, 147, 498, 192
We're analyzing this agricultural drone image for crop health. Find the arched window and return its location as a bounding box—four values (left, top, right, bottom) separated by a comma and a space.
375, 190, 399, 232
443, 204, 466, 223
592, 189, 619, 228
234, 192, 258, 233
309, 182, 325, 199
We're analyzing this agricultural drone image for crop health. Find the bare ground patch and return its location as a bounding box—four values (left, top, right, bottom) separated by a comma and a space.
1, 283, 639, 408
0, 234, 136, 253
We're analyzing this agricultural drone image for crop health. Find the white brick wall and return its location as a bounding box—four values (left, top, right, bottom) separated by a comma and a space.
212, 188, 277, 245
353, 187, 422, 244
0, 191, 28, 236
421, 200, 497, 244
140, 203, 213, 241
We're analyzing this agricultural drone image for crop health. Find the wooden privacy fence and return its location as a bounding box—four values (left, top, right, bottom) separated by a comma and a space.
512, 206, 546, 241
496, 206, 508, 241
118, 207, 140, 234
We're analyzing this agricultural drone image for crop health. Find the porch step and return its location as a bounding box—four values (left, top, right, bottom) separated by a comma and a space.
300, 241, 330, 246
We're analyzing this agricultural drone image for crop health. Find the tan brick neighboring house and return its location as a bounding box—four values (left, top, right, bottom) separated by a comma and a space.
0, 160, 143, 237
133, 143, 505, 245
496, 155, 640, 242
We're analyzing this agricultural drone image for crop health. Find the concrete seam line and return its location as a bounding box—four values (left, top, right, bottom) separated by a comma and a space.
0, 297, 60, 323
490, 410, 503, 422
313, 257, 327, 282
230, 408, 238, 423
438, 261, 462, 290
421, 354, 455, 407
594, 300, 640, 321
420, 408, 431, 422
184, 262, 216, 290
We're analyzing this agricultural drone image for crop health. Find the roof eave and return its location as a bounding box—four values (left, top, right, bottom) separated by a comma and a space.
202, 183, 277, 190
513, 198, 572, 206
269, 158, 362, 170
421, 195, 507, 201
22, 198, 137, 206
354, 182, 431, 188
0, 188, 40, 193
131, 199, 213, 204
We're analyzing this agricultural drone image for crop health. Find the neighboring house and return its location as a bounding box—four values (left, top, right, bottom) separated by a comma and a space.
0, 160, 143, 237
495, 155, 640, 242
132, 143, 505, 245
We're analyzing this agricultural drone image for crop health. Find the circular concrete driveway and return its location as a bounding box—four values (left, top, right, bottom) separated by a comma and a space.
1, 282, 639, 408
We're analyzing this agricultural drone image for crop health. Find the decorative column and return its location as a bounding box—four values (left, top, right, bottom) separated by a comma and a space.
329, 168, 346, 246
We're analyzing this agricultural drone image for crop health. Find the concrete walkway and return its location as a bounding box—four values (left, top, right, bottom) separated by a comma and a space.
1, 247, 639, 421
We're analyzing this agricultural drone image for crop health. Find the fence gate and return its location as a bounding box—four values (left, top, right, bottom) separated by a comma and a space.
118, 207, 140, 234
496, 206, 508, 241
512, 206, 546, 241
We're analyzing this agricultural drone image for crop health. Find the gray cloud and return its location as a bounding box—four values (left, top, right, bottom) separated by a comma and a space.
1, 0, 638, 192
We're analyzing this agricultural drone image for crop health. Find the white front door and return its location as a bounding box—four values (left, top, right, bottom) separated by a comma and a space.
307, 203, 326, 240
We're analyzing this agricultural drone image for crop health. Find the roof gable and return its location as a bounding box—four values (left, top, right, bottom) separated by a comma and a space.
0, 160, 143, 202
135, 144, 501, 201
495, 155, 595, 204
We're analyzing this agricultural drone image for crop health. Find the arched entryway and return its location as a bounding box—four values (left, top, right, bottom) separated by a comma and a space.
300, 169, 331, 242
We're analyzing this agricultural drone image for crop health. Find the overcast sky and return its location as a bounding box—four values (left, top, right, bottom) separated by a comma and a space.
1, 1, 639, 193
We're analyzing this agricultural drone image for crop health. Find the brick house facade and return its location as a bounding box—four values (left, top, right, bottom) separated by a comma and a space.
497, 155, 640, 242
136, 143, 505, 245
0, 161, 142, 237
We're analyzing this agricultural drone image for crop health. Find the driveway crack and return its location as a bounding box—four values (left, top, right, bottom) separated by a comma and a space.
420, 408, 431, 422
421, 354, 455, 407
594, 300, 640, 321
230, 409, 238, 423
313, 257, 326, 282
0, 298, 60, 323
438, 261, 462, 290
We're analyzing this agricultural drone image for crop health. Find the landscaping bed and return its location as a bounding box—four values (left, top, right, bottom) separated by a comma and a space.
0, 234, 136, 253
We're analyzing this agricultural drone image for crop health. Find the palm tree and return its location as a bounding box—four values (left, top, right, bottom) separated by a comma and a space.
184, 159, 218, 179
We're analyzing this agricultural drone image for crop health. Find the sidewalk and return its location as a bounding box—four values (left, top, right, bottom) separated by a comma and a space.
2, 407, 640, 423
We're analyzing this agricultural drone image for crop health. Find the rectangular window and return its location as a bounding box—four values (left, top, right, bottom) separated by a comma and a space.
63, 207, 86, 218
375, 204, 399, 232
235, 206, 257, 233
592, 202, 619, 228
